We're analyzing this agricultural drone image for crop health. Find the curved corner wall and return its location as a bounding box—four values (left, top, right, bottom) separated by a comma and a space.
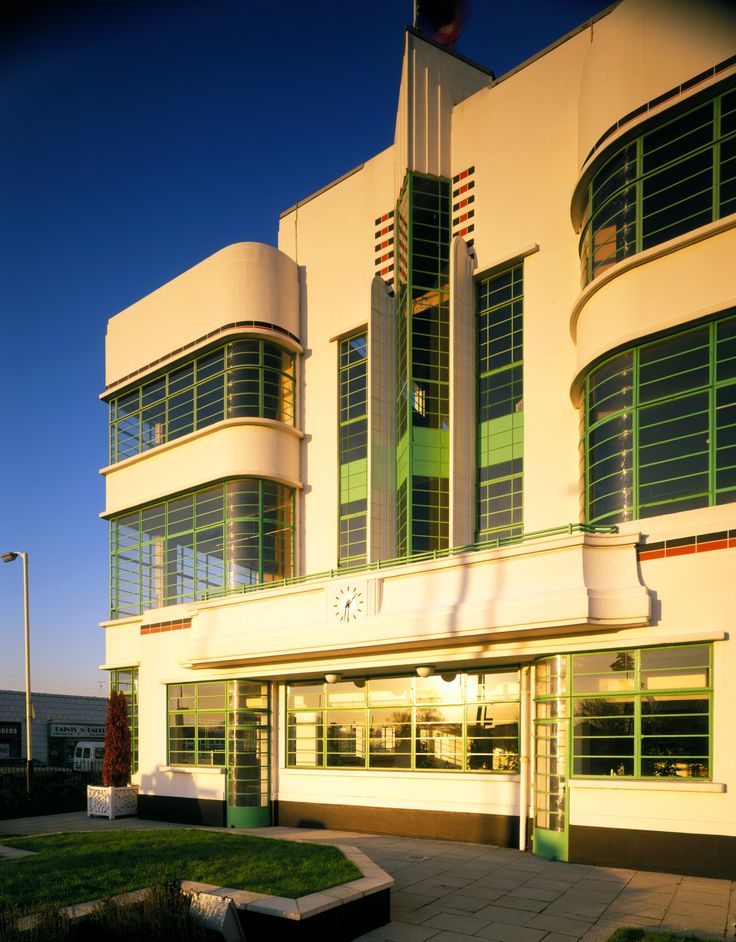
105, 242, 300, 388
104, 421, 302, 517
571, 221, 736, 397
577, 0, 736, 169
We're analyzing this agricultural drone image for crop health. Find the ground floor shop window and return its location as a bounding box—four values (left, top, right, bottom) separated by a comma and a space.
535, 644, 712, 780
286, 670, 520, 772
167, 680, 271, 817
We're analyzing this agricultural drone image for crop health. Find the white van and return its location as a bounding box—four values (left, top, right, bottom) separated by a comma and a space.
73, 741, 104, 772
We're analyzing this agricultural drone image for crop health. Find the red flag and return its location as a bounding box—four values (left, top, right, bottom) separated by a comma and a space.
416, 0, 465, 48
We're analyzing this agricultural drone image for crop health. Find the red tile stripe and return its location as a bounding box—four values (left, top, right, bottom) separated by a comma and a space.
141, 619, 191, 635
375, 208, 396, 286
638, 532, 736, 561
452, 167, 476, 241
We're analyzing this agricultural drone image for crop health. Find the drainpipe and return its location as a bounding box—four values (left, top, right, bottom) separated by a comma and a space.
519, 665, 531, 851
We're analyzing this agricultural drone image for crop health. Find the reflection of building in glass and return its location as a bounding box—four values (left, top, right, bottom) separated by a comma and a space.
99, 0, 736, 876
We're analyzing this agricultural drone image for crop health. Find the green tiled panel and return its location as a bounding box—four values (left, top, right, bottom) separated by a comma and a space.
479, 413, 524, 468
396, 433, 410, 485
412, 427, 450, 477
340, 458, 368, 503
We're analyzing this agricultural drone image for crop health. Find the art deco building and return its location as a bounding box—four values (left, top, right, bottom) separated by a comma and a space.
100, 0, 736, 877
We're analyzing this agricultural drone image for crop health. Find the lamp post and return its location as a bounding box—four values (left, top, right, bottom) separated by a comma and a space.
2, 551, 32, 793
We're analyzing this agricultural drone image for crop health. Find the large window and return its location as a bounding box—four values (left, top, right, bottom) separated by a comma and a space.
395, 173, 451, 556
338, 333, 368, 568
572, 646, 711, 778
534, 645, 711, 780
476, 264, 523, 541
287, 670, 520, 772
110, 667, 138, 774
583, 313, 736, 524
109, 339, 296, 463
110, 479, 294, 618
579, 82, 736, 287
167, 679, 270, 811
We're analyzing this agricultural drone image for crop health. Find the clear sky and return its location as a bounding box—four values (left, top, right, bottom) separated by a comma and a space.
0, 0, 612, 697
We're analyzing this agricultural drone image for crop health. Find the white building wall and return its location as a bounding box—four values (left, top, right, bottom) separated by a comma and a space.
99, 0, 736, 873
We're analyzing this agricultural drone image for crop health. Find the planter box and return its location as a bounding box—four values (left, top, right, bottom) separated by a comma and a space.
87, 785, 139, 819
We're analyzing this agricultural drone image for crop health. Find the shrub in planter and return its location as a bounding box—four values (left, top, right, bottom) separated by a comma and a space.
102, 689, 131, 787
87, 690, 138, 819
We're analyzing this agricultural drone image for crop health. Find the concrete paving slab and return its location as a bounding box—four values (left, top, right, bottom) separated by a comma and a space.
474, 921, 548, 942
357, 923, 441, 942
423, 910, 492, 934
491, 894, 549, 913
526, 912, 597, 936
473, 903, 537, 925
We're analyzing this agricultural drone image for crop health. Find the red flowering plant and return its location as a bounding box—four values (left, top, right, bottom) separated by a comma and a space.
101, 689, 131, 787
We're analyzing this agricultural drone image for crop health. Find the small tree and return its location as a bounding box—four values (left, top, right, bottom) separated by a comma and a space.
102, 689, 131, 787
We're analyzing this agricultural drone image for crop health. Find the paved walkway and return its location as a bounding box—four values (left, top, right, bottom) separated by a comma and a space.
1, 813, 734, 940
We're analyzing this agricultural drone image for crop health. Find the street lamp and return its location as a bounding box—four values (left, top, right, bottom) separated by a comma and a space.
2, 551, 32, 793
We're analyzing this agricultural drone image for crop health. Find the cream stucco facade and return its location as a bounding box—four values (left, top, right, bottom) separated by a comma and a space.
100, 0, 736, 877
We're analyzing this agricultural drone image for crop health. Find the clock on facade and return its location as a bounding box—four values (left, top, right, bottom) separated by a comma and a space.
332, 585, 365, 623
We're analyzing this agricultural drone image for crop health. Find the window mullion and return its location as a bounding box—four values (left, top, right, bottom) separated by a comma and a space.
710, 323, 717, 504
635, 137, 643, 255
714, 96, 721, 221
633, 346, 640, 519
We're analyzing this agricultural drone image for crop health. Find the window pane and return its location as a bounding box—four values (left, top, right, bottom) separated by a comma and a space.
326, 711, 366, 767
466, 671, 520, 701
326, 681, 367, 707
573, 651, 635, 693
415, 673, 463, 703
369, 708, 412, 768
287, 712, 323, 766
368, 677, 413, 706
197, 682, 226, 710
467, 701, 519, 771
641, 645, 710, 689
288, 684, 323, 710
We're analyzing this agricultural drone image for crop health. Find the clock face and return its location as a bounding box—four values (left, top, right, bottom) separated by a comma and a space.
333, 585, 365, 623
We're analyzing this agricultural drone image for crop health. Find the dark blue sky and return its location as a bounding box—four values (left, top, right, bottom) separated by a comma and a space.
0, 0, 612, 696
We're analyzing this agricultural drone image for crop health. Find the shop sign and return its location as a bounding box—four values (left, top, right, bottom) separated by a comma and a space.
49, 724, 105, 738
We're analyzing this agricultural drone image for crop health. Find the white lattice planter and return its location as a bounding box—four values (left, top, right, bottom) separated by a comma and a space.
87, 784, 139, 819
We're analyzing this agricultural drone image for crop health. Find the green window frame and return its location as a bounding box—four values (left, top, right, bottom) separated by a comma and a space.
109, 667, 138, 774
395, 172, 451, 556
583, 311, 736, 524
110, 479, 294, 618
338, 332, 368, 568
535, 644, 712, 780
580, 81, 736, 287
476, 264, 524, 541
167, 679, 270, 810
109, 338, 296, 463
167, 681, 227, 767
286, 670, 520, 773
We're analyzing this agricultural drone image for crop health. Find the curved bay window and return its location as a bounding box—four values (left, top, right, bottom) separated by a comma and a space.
109, 338, 296, 463
110, 479, 294, 618
286, 670, 520, 773
579, 81, 736, 287
583, 312, 736, 524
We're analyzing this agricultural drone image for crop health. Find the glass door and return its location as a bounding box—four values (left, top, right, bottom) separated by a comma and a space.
226, 680, 271, 828
533, 656, 569, 861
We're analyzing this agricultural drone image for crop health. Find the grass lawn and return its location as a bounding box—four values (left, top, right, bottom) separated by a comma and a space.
608, 930, 707, 942
0, 830, 362, 911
